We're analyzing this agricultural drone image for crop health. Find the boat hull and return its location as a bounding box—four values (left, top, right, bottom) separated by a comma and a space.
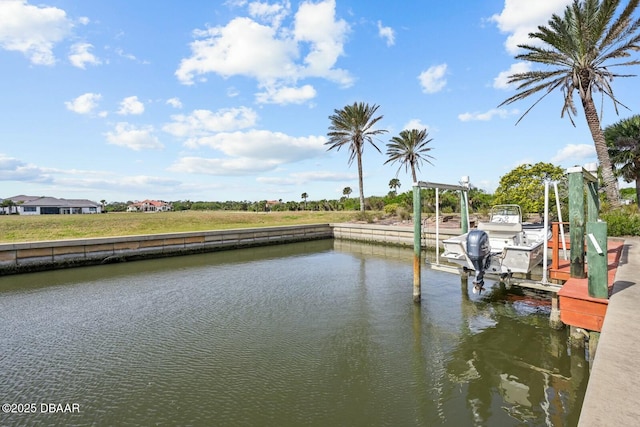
441, 235, 545, 275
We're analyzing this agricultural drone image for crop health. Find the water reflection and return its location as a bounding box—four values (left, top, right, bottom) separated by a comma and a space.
0, 240, 587, 426
447, 280, 588, 426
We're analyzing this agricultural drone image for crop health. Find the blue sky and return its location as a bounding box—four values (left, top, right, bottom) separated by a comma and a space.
1, 0, 639, 204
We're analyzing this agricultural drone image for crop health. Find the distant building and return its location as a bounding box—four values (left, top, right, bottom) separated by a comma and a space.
1, 195, 101, 215
265, 200, 281, 211
127, 200, 173, 212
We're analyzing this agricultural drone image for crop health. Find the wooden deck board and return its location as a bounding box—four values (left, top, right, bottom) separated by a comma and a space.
556, 239, 624, 332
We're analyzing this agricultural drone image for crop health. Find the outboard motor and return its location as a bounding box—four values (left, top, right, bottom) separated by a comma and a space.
466, 229, 491, 285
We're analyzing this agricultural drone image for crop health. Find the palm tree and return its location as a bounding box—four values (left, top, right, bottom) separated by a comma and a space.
385, 128, 435, 182
301, 192, 308, 210
388, 178, 401, 195
498, 0, 640, 207
327, 102, 387, 212
605, 114, 640, 205
342, 187, 352, 198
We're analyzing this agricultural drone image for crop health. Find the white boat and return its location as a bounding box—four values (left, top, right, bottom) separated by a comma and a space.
441, 205, 549, 284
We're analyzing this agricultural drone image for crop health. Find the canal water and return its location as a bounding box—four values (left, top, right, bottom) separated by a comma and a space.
0, 239, 588, 426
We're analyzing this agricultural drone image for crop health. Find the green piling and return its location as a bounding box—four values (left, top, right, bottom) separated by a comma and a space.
568, 170, 586, 278
586, 221, 608, 299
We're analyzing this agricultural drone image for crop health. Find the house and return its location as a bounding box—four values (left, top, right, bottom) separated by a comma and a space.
126, 200, 173, 212
265, 200, 281, 211
1, 195, 101, 215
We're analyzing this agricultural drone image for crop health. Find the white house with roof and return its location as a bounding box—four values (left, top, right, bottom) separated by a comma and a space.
1, 195, 101, 215
126, 200, 172, 212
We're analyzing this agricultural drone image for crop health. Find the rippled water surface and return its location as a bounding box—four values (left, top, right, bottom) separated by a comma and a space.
0, 240, 588, 426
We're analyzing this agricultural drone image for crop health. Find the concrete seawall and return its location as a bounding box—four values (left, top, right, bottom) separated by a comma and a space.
0, 224, 333, 275
0, 223, 460, 276
332, 222, 460, 248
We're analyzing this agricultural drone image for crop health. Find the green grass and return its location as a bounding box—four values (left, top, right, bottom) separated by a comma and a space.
0, 211, 360, 243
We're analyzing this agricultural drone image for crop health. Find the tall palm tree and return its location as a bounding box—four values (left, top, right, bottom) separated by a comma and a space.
342, 186, 352, 198
301, 192, 308, 210
605, 114, 640, 205
385, 128, 435, 183
498, 0, 640, 207
326, 102, 387, 212
388, 178, 401, 194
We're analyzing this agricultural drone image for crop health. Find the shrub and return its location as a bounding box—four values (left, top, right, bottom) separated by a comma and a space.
384, 203, 399, 215
355, 211, 374, 223
397, 207, 411, 221
601, 207, 640, 236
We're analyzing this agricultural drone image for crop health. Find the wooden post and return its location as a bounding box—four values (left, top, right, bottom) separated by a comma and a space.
551, 222, 560, 271
587, 221, 608, 299
413, 185, 421, 303
549, 292, 563, 330
568, 169, 586, 278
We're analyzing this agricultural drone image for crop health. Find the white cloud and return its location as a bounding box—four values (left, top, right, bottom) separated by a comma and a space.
184, 130, 326, 163
163, 107, 258, 137
65, 92, 102, 115
403, 119, 429, 131
255, 84, 316, 104
166, 97, 183, 109
117, 96, 145, 115
490, 0, 572, 55
377, 21, 395, 46
248, 0, 290, 27
68, 42, 101, 69
105, 123, 163, 151
176, 17, 298, 85
115, 47, 138, 62
0, 0, 73, 65
0, 154, 49, 182
169, 156, 281, 176
458, 108, 519, 122
551, 144, 596, 163
175, 0, 352, 93
54, 173, 181, 191
493, 61, 531, 89
256, 176, 299, 186
256, 170, 357, 186
290, 170, 357, 181
418, 64, 447, 94
293, 0, 351, 84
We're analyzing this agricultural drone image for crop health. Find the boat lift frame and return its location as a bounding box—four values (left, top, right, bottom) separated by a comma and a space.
412, 177, 567, 304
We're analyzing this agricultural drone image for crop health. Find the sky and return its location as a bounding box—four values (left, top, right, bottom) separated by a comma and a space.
1, 0, 639, 204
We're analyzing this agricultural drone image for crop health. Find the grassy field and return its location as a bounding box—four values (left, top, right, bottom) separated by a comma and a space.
0, 211, 360, 243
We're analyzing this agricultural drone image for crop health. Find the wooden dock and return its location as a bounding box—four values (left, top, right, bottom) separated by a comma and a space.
553, 234, 625, 332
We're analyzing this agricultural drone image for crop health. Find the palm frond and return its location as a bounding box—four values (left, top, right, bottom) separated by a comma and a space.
384, 128, 435, 180
326, 102, 387, 166
499, 0, 640, 128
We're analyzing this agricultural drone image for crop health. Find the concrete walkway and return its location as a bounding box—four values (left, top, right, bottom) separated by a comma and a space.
579, 237, 640, 426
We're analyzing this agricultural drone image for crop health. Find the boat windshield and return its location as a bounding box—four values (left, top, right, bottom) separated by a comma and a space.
489, 205, 522, 224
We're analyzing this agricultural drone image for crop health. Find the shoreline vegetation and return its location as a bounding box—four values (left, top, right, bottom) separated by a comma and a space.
0, 211, 362, 244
